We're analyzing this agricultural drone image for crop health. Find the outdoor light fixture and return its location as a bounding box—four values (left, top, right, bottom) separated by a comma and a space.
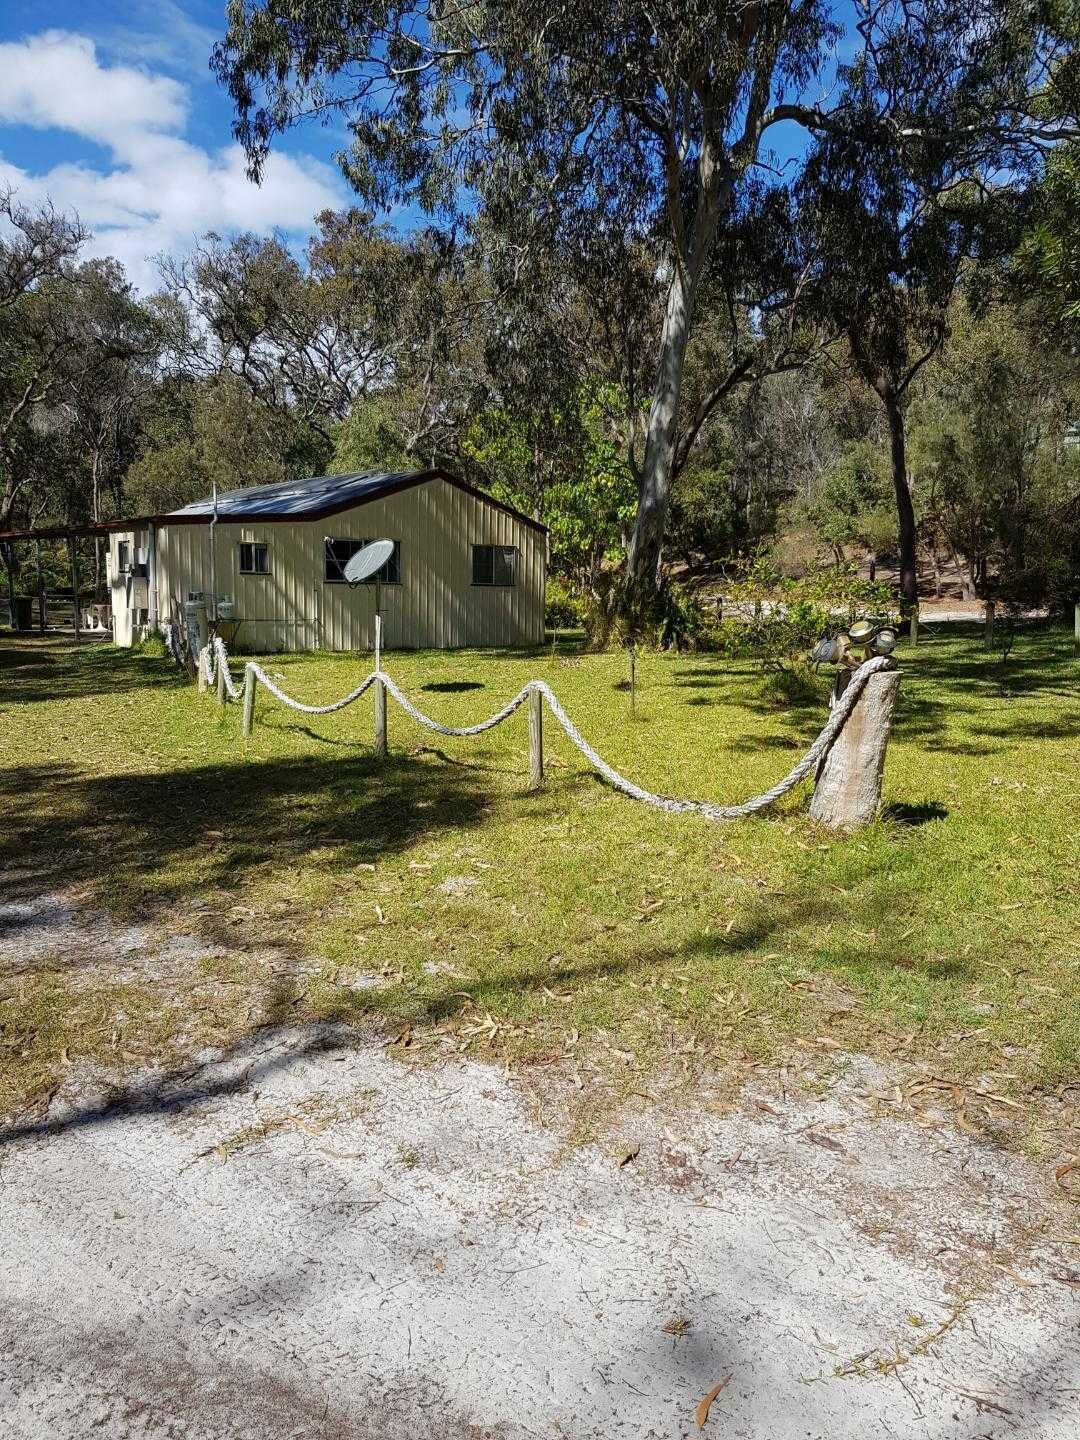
812, 616, 897, 671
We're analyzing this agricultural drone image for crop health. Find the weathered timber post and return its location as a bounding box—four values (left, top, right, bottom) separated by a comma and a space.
1073, 599, 1079, 655
197, 650, 208, 693
36, 540, 46, 633
373, 676, 388, 756
241, 666, 256, 736
528, 686, 544, 792
810, 666, 901, 829
216, 657, 227, 707
985, 599, 996, 650
69, 537, 81, 644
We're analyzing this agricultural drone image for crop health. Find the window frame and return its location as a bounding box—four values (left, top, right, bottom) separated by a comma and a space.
323, 537, 402, 585
471, 543, 518, 588
117, 541, 130, 573
238, 541, 271, 576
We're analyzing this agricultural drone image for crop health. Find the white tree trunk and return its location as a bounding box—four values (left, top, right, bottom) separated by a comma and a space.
810, 669, 901, 829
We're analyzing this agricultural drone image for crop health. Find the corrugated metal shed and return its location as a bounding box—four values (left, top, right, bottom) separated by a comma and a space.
108, 469, 547, 652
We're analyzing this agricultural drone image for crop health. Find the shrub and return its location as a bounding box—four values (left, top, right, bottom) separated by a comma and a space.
545, 577, 583, 630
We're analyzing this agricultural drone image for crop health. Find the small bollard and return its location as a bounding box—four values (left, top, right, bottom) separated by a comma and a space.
241, 666, 256, 737
528, 686, 544, 791
374, 676, 388, 756
197, 654, 207, 694
216, 659, 227, 707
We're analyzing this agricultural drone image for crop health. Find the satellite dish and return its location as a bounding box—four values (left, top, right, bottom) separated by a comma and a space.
343, 538, 394, 586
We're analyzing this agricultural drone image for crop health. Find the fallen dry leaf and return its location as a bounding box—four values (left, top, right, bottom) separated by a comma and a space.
616, 1140, 640, 1168
1054, 1160, 1079, 1192
695, 1375, 732, 1429
804, 1130, 846, 1155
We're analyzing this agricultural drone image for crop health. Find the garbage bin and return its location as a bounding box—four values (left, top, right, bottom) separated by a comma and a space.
12, 595, 33, 630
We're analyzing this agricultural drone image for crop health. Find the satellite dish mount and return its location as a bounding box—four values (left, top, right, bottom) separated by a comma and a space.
343, 538, 394, 668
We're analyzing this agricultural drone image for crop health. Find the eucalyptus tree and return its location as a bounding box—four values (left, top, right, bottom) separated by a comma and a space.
0, 191, 86, 533
795, 4, 1080, 606
213, 1, 1080, 615
213, 0, 839, 616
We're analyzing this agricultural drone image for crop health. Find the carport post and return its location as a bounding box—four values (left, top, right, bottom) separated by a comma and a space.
68, 536, 81, 644
528, 687, 544, 792
36, 540, 46, 632
374, 677, 388, 757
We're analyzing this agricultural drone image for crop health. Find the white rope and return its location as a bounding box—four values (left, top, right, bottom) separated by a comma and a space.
376, 671, 534, 735
246, 662, 380, 715
203, 636, 893, 821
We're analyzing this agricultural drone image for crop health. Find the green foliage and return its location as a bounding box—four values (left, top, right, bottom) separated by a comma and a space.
544, 577, 582, 630
330, 396, 411, 474
462, 384, 637, 592
724, 556, 894, 669
803, 439, 896, 558
908, 296, 1080, 602
127, 376, 331, 514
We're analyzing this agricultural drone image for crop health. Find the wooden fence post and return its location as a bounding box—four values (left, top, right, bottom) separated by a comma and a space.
242, 666, 256, 736
197, 650, 207, 693
528, 687, 544, 791
36, 540, 46, 633
69, 537, 81, 644
374, 676, 388, 756
216, 658, 227, 707
810, 667, 901, 829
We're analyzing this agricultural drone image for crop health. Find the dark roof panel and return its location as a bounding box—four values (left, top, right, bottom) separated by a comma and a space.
168, 470, 424, 519
163, 467, 548, 534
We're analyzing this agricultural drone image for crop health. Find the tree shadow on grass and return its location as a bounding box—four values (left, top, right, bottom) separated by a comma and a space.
0, 828, 975, 1150
0, 638, 183, 704
0, 751, 499, 926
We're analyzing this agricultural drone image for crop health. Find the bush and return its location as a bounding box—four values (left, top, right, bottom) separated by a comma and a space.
136, 632, 169, 659
545, 577, 583, 630
758, 659, 828, 708
724, 556, 894, 670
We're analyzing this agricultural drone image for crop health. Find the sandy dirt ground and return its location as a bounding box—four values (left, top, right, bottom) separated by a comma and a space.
1, 896, 1078, 1440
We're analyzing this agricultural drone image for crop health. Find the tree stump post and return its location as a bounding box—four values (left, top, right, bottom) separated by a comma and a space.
216, 659, 227, 707
241, 666, 256, 737
528, 686, 544, 791
810, 666, 901, 829
373, 677, 388, 756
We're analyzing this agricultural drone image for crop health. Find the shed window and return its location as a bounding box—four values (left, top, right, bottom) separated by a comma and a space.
117, 541, 130, 572
324, 538, 401, 584
239, 542, 270, 575
472, 545, 517, 587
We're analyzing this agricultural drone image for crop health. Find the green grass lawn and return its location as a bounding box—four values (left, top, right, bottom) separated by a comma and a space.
1, 625, 1078, 1131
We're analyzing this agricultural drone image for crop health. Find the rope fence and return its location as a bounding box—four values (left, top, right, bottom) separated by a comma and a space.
196, 635, 893, 823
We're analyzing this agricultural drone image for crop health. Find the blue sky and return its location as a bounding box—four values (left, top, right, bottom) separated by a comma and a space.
0, 3, 857, 294
0, 1, 351, 290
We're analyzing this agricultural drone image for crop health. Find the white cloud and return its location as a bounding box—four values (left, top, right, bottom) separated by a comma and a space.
0, 31, 344, 291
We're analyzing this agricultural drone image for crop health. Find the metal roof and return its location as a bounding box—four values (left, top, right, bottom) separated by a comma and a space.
166, 467, 548, 532
168, 470, 424, 519
0, 468, 548, 543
